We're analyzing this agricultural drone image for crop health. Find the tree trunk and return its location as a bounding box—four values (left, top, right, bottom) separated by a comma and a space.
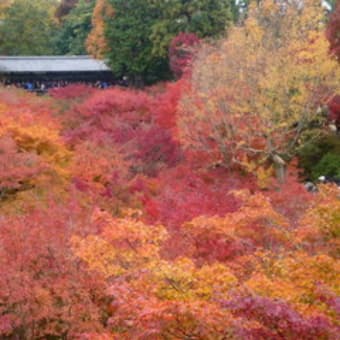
273, 154, 286, 183
275, 163, 286, 183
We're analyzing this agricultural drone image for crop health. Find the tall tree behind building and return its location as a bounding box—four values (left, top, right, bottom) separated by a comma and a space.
0, 0, 58, 55
53, 0, 95, 55
102, 0, 235, 85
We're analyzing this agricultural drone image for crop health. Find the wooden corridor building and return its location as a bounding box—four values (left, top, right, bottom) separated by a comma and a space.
0, 55, 114, 83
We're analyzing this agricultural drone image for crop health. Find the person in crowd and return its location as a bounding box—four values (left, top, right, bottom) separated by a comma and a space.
0, 78, 118, 92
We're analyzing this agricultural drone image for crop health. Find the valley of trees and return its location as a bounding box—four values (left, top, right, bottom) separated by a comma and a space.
0, 0, 339, 338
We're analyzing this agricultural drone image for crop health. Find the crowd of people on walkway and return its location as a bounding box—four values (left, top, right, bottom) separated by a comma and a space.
0, 78, 128, 93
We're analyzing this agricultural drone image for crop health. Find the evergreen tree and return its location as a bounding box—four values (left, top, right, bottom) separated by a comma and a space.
105, 0, 170, 86
104, 0, 235, 85
54, 0, 95, 55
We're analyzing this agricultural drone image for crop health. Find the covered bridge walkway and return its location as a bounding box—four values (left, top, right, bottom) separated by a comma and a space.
0, 55, 115, 90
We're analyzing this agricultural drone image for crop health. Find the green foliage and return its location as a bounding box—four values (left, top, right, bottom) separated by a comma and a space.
312, 152, 340, 180
298, 134, 340, 180
105, 0, 171, 86
105, 0, 234, 85
146, 0, 234, 58
0, 0, 58, 55
54, 0, 95, 55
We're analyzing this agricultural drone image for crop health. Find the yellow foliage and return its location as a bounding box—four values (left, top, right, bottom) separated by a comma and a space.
0, 102, 71, 180
72, 212, 238, 303
255, 165, 275, 189
296, 185, 340, 256
72, 211, 168, 278
245, 251, 340, 318
300, 185, 340, 240
146, 259, 237, 301
179, 0, 340, 172
0, 99, 72, 211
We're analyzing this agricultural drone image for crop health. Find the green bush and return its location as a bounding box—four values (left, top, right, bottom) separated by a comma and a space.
298, 134, 340, 180
312, 152, 340, 180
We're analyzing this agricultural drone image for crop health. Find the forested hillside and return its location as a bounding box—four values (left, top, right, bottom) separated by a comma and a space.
0, 0, 339, 338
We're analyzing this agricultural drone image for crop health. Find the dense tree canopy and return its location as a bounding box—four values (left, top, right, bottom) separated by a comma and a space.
179, 0, 340, 181
103, 0, 170, 85
1, 0, 238, 81
103, 0, 235, 84
145, 0, 234, 58
0, 0, 339, 338
0, 0, 58, 55
1, 68, 339, 340
53, 0, 96, 55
